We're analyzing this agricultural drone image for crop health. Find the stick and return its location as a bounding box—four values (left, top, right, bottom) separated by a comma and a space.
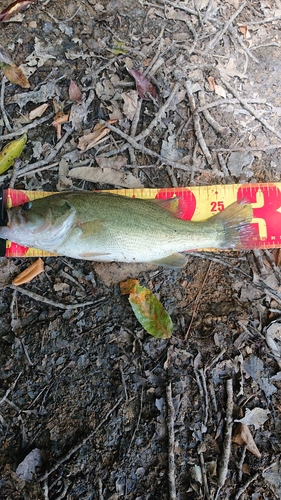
228, 25, 260, 64
221, 78, 281, 141
8, 284, 106, 310
18, 128, 73, 176
215, 378, 234, 499
185, 262, 212, 339
0, 76, 12, 132
166, 382, 177, 500
213, 144, 281, 152
199, 90, 230, 135
196, 98, 268, 113
217, 153, 231, 178
206, 1, 247, 52
39, 397, 123, 481
185, 81, 213, 165
134, 82, 180, 143
163, 0, 197, 16
0, 113, 54, 141
99, 120, 192, 172
234, 461, 277, 499
263, 249, 281, 284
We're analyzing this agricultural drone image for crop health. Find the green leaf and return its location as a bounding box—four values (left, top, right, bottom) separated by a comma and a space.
128, 283, 173, 339
0, 133, 27, 174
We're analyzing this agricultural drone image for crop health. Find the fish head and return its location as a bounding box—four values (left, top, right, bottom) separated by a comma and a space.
5, 196, 76, 249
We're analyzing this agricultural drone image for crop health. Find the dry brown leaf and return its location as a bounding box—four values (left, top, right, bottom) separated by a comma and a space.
232, 423, 261, 458
69, 80, 82, 104
78, 120, 118, 151
208, 76, 216, 91
1, 63, 30, 88
122, 90, 138, 121
12, 258, 44, 285
239, 25, 248, 38
0, 0, 36, 22
28, 103, 49, 120
207, 76, 226, 99
52, 112, 70, 140
68, 166, 144, 188
95, 155, 127, 170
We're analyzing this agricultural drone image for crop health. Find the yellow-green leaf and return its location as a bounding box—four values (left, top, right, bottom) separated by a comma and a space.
121, 279, 173, 339
110, 40, 127, 55
0, 133, 27, 174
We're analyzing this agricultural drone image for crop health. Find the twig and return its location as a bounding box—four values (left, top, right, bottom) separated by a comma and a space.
185, 81, 213, 165
190, 142, 198, 184
247, 15, 281, 25
205, 348, 226, 372
127, 386, 144, 456
18, 128, 74, 177
39, 397, 123, 481
165, 165, 178, 187
198, 444, 210, 498
263, 249, 281, 284
0, 371, 22, 407
196, 98, 268, 113
0, 76, 12, 132
190, 252, 253, 280
237, 445, 247, 483
213, 144, 281, 152
130, 98, 142, 139
98, 478, 104, 500
221, 78, 281, 141
9, 158, 21, 188
234, 461, 276, 500
163, 0, 197, 16
251, 42, 280, 49
206, 1, 247, 52
198, 90, 230, 135
134, 82, 181, 143
204, 0, 214, 22
257, 280, 281, 306
20, 338, 34, 366
128, 98, 142, 165
8, 284, 106, 310
143, 27, 165, 76
119, 361, 128, 403
199, 368, 209, 426
184, 19, 199, 55
228, 25, 260, 64
166, 381, 177, 500
99, 120, 193, 172
15, 161, 59, 178
217, 153, 231, 178
0, 113, 54, 141
253, 249, 267, 276
185, 262, 212, 339
215, 378, 234, 500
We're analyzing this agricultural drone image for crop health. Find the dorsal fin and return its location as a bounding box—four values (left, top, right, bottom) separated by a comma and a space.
150, 196, 183, 217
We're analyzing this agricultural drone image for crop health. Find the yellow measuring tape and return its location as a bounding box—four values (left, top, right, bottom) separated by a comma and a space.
3, 182, 281, 257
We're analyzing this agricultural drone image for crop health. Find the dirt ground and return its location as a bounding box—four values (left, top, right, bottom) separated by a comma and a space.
1, 0, 281, 499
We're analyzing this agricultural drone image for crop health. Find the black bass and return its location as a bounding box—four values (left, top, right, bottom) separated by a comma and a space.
0, 192, 254, 268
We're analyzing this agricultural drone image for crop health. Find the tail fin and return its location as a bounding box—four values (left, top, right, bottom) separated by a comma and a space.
211, 200, 255, 250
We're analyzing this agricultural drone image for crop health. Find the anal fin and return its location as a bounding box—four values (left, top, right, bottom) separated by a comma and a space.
151, 253, 188, 268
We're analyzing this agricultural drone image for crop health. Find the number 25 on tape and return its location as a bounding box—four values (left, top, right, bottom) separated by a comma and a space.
210, 201, 225, 212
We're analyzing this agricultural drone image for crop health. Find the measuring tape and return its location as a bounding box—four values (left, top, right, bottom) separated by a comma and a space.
1, 182, 281, 257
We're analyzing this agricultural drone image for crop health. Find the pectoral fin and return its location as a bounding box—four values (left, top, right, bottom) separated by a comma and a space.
151, 253, 188, 268
79, 220, 104, 238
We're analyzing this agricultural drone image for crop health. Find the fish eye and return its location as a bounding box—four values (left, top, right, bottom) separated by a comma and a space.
22, 201, 33, 211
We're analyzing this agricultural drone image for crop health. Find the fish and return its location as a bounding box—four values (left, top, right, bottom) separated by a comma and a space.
0, 192, 254, 268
